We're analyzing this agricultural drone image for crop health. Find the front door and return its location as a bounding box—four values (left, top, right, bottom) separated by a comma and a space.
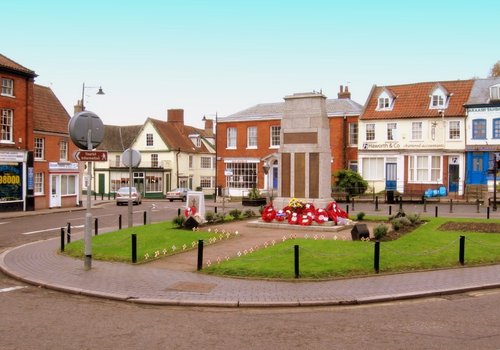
469, 152, 487, 184
385, 163, 397, 191
448, 164, 459, 193
50, 175, 61, 208
98, 174, 105, 194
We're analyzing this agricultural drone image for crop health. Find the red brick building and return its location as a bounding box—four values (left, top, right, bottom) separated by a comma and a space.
216, 87, 362, 197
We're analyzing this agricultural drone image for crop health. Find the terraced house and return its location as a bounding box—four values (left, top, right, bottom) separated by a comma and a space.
94, 109, 215, 198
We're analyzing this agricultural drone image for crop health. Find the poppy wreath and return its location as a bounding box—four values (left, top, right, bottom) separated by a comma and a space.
275, 209, 287, 222
288, 212, 299, 225
184, 206, 197, 218
314, 208, 329, 224
299, 213, 313, 226
261, 205, 276, 222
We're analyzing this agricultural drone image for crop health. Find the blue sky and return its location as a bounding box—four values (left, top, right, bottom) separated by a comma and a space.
3, 0, 499, 128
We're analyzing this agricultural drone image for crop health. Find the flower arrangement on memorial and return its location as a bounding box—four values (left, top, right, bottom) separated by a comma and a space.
260, 198, 349, 226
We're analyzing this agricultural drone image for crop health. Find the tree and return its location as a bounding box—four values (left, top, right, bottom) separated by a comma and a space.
489, 61, 500, 77
333, 169, 368, 195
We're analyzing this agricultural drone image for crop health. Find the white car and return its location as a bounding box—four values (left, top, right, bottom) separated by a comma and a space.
116, 187, 142, 205
166, 188, 189, 202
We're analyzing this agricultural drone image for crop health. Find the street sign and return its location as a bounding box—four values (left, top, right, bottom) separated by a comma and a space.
74, 150, 108, 162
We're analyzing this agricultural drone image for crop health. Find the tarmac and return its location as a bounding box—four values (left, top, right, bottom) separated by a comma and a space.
1, 198, 499, 307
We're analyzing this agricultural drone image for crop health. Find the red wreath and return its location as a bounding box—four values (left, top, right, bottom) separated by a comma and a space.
184, 206, 197, 218
288, 212, 299, 225
275, 209, 287, 222
314, 208, 328, 224
261, 205, 276, 222
299, 214, 313, 226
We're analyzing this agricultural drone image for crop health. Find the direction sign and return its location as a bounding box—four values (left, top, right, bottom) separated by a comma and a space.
74, 150, 108, 162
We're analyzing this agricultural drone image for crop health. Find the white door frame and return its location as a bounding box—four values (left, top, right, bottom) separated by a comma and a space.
50, 174, 61, 208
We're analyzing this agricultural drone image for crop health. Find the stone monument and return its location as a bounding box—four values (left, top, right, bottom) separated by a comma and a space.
273, 92, 332, 209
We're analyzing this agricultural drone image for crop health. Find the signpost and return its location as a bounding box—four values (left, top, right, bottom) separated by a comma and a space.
74, 150, 108, 162
122, 148, 141, 228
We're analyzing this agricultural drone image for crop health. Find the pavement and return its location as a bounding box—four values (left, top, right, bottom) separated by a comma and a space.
1, 198, 500, 307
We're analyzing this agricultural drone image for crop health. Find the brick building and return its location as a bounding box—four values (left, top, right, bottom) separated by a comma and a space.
216, 86, 362, 197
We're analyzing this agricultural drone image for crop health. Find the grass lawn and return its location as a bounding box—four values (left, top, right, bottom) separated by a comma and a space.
62, 221, 238, 263
204, 217, 500, 279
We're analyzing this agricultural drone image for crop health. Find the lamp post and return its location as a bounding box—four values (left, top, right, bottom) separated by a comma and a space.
81, 82, 105, 111
203, 113, 218, 202
262, 161, 270, 204
494, 153, 498, 212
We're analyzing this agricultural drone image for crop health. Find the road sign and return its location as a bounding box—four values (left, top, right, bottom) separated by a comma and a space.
74, 150, 108, 162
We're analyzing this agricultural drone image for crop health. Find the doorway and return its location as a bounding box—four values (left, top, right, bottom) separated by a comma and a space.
49, 175, 61, 208
448, 164, 459, 193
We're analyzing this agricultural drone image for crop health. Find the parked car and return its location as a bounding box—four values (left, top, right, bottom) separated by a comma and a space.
115, 187, 142, 205
166, 187, 189, 202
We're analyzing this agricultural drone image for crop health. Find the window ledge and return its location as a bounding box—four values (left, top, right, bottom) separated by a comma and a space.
226, 147, 237, 150
246, 146, 257, 150
0, 93, 15, 98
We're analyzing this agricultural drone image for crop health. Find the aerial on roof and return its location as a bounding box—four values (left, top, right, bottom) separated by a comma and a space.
33, 85, 71, 134
361, 80, 475, 120
0, 53, 37, 77
220, 98, 363, 122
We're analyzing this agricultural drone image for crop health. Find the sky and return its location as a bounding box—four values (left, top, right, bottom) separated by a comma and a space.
3, 0, 500, 129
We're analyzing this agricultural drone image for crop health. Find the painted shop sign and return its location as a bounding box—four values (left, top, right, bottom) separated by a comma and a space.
0, 164, 23, 202
363, 142, 444, 150
468, 107, 500, 112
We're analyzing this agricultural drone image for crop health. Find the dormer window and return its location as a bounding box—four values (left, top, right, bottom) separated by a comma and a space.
490, 84, 500, 101
189, 134, 201, 147
376, 90, 393, 111
429, 85, 449, 109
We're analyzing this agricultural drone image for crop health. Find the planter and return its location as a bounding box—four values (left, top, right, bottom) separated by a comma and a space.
242, 198, 267, 207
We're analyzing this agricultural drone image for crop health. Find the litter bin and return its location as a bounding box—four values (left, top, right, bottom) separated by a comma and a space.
351, 224, 370, 241
387, 190, 395, 204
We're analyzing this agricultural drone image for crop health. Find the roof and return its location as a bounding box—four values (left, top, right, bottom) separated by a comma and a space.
0, 53, 37, 77
97, 125, 143, 152
149, 118, 213, 154
33, 84, 71, 134
466, 77, 500, 105
360, 80, 475, 120
220, 98, 363, 122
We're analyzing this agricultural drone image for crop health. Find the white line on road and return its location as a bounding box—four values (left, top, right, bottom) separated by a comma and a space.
21, 224, 86, 235
0, 221, 10, 225
0, 286, 27, 293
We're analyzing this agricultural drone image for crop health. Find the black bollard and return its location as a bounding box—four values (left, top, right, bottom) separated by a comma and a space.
60, 227, 65, 252
143, 211, 147, 225
119, 214, 122, 230
101, 193, 104, 200
197, 240, 204, 271
294, 245, 300, 279
131, 234, 137, 263
476, 199, 480, 214
177, 208, 181, 216
351, 197, 355, 211
215, 206, 218, 214
449, 199, 453, 213
346, 204, 349, 215
459, 235, 465, 266
399, 197, 403, 211
94, 217, 98, 236
374, 240, 380, 273
389, 205, 392, 216
487, 207, 490, 219
423, 198, 427, 213
94, 192, 97, 200
435, 206, 439, 218
67, 222, 71, 244
375, 196, 379, 211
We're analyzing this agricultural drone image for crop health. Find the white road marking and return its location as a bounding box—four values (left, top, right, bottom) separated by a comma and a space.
0, 286, 27, 293
21, 224, 85, 235
0, 221, 9, 225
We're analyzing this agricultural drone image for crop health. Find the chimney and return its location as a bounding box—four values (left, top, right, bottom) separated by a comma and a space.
167, 109, 184, 124
204, 118, 214, 136
337, 85, 351, 99
74, 100, 84, 114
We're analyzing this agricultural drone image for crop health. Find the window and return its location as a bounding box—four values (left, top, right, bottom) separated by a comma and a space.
34, 173, 44, 195
200, 176, 213, 188
115, 155, 121, 167
227, 127, 237, 148
34, 137, 44, 160
151, 153, 158, 167
200, 156, 212, 169
1, 78, 14, 96
349, 123, 358, 146
145, 174, 162, 192
59, 140, 68, 161
61, 175, 77, 195
431, 94, 444, 107
247, 126, 257, 148
430, 87, 448, 109
493, 119, 500, 139
490, 84, 500, 100
146, 133, 153, 146
1, 109, 13, 142
411, 122, 423, 140
409, 155, 441, 182
366, 124, 375, 141
189, 155, 193, 169
361, 158, 384, 180
378, 97, 389, 109
348, 161, 358, 173
472, 119, 487, 139
387, 123, 397, 141
225, 162, 257, 189
448, 121, 460, 140
270, 125, 281, 147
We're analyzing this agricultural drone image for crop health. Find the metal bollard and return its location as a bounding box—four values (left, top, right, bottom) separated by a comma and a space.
60, 227, 65, 252
399, 197, 403, 211
346, 204, 349, 215
435, 206, 439, 218
214, 206, 218, 214
94, 217, 98, 236
459, 235, 465, 266
131, 233, 137, 263
374, 240, 380, 273
351, 197, 355, 211
294, 245, 300, 278
487, 206, 490, 219
177, 208, 181, 216
119, 214, 122, 230
423, 198, 427, 213
67, 222, 71, 244
143, 211, 147, 225
449, 199, 453, 213
476, 199, 480, 214
389, 205, 392, 216
375, 196, 379, 211
197, 240, 204, 271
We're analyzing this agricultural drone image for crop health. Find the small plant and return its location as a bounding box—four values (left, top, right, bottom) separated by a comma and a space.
248, 186, 262, 200
229, 209, 242, 219
391, 217, 411, 231
406, 213, 421, 225
205, 210, 215, 223
356, 212, 366, 221
172, 215, 186, 228
243, 209, 256, 218
214, 213, 225, 223
373, 224, 388, 240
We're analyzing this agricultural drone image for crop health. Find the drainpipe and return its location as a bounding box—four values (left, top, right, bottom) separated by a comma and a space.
176, 148, 181, 188
343, 114, 348, 169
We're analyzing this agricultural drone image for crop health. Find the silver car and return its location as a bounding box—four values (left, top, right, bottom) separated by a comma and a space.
116, 187, 142, 205
166, 187, 189, 202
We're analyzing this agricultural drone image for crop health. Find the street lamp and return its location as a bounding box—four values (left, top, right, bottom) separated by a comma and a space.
262, 161, 270, 204
81, 82, 105, 110
203, 113, 218, 202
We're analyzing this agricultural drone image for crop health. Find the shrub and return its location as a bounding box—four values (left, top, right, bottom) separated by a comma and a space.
406, 213, 422, 225
214, 213, 225, 223
229, 209, 242, 219
391, 217, 411, 231
356, 212, 366, 221
172, 215, 186, 228
205, 210, 215, 223
373, 224, 388, 240
248, 187, 262, 200
243, 209, 256, 218
333, 169, 368, 195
